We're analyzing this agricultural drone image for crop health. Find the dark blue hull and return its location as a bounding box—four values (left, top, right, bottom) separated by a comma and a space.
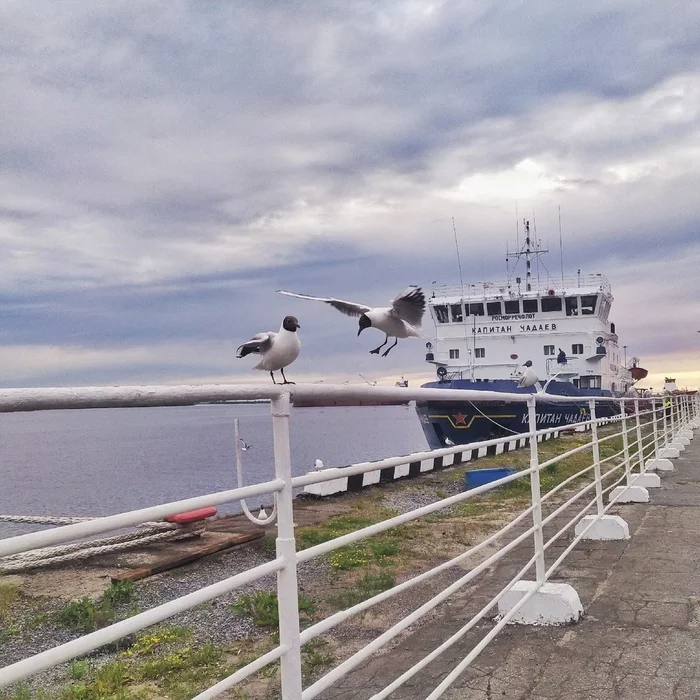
416, 379, 619, 449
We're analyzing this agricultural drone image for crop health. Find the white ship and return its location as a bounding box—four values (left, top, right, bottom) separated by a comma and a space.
416, 221, 645, 448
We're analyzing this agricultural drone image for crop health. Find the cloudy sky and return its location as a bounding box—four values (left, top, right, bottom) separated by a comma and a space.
1, 0, 699, 392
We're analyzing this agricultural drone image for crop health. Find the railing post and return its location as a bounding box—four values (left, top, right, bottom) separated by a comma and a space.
633, 398, 644, 473
588, 399, 604, 514
651, 398, 660, 461
527, 396, 545, 583
662, 397, 670, 447
271, 393, 303, 700
620, 399, 631, 485
670, 396, 677, 438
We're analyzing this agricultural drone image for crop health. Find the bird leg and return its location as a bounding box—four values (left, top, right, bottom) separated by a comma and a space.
370, 335, 389, 354
381, 338, 399, 357
280, 367, 295, 385
270, 371, 277, 384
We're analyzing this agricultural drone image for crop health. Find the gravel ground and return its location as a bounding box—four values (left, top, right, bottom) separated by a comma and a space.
0, 537, 337, 697
381, 479, 464, 515
1, 469, 476, 698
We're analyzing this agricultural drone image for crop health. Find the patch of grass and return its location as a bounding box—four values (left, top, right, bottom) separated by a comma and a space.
59, 660, 140, 700
301, 638, 334, 682
123, 626, 192, 657
230, 591, 316, 632
68, 660, 89, 681
297, 503, 405, 570
3, 684, 31, 700
450, 501, 491, 518
57, 581, 138, 634
103, 580, 134, 606
331, 570, 396, 609
57, 597, 115, 633
0, 581, 19, 619
262, 535, 277, 556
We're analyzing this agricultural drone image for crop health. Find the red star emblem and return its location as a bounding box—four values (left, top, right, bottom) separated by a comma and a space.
454, 412, 467, 425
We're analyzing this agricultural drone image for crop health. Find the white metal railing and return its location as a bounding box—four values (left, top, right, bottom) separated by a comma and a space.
431, 273, 612, 300
0, 385, 698, 699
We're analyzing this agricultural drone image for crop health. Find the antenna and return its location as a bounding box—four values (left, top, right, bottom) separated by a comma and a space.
452, 217, 465, 294
558, 205, 564, 287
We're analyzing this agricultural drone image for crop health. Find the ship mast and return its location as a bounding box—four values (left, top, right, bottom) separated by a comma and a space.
506, 219, 549, 292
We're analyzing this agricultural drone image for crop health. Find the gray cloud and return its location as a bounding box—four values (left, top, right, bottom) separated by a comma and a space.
0, 1, 698, 385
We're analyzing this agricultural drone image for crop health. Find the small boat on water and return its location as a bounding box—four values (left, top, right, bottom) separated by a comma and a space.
416, 221, 646, 448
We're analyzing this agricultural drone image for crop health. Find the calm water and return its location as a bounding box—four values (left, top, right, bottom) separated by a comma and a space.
0, 403, 427, 538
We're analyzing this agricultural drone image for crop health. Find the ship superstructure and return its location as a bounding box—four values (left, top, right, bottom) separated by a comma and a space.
424, 222, 632, 393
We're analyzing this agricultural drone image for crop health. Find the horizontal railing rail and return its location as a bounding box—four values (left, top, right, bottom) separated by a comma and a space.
0, 384, 697, 700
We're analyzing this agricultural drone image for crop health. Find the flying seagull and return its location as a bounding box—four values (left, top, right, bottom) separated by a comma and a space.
236, 315, 301, 384
517, 360, 539, 388
277, 286, 425, 356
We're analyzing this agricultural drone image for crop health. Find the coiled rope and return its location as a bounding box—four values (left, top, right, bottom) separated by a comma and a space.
0, 514, 204, 573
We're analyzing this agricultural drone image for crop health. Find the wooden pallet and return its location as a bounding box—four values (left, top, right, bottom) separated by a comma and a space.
110, 531, 263, 583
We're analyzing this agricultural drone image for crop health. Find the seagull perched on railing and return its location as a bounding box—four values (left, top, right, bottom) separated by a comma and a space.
517, 360, 539, 388
277, 286, 425, 357
236, 316, 301, 384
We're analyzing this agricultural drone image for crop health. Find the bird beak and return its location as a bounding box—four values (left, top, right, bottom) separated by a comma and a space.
357, 327, 363, 336
296, 323, 301, 330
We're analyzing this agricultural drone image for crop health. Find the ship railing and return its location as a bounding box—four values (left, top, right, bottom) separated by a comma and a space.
431, 273, 611, 300
0, 386, 697, 699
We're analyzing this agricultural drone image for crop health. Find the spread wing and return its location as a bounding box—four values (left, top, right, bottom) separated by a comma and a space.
236, 332, 275, 358
277, 290, 371, 318
390, 286, 425, 328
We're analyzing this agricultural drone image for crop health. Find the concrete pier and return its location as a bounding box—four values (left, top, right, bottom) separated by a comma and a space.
320, 430, 700, 700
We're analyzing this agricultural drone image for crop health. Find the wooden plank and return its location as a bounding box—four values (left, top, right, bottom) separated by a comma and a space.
110, 531, 263, 583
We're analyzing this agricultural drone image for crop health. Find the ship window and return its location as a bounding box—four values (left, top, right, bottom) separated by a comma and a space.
581, 295, 597, 315
435, 305, 449, 323
449, 349, 460, 359
579, 375, 601, 389
504, 300, 520, 314
565, 297, 579, 316
541, 297, 562, 312
610, 322, 616, 334
572, 343, 584, 354
522, 299, 538, 313
468, 303, 484, 316
475, 347, 485, 358
450, 304, 463, 323
486, 301, 502, 315
544, 345, 555, 355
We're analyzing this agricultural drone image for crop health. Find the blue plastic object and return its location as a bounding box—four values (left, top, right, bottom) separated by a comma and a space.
464, 467, 517, 490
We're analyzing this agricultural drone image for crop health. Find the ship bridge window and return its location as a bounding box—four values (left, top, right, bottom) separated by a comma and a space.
450, 304, 463, 322
565, 297, 579, 316
572, 343, 584, 354
449, 349, 460, 359
504, 300, 520, 314
468, 303, 484, 316
475, 347, 485, 358
523, 299, 538, 313
581, 295, 598, 315
579, 375, 601, 389
541, 296, 562, 312
486, 301, 502, 315
544, 345, 555, 355
434, 305, 449, 323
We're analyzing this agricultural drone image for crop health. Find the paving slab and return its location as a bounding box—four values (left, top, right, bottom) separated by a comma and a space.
318, 428, 700, 700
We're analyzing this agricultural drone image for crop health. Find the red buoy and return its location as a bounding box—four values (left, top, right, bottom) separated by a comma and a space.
166, 507, 217, 524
